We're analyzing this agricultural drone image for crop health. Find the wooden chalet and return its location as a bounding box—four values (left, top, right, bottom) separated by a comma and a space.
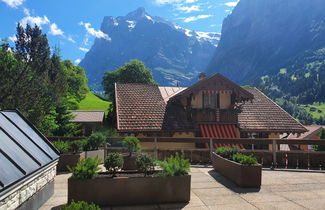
115, 74, 307, 149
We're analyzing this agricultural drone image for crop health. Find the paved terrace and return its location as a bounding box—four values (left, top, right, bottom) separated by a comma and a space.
41, 166, 325, 210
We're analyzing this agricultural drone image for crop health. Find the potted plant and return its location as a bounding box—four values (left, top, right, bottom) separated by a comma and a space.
121, 136, 141, 170
62, 200, 100, 210
53, 140, 85, 171
211, 146, 262, 188
84, 132, 106, 162
68, 153, 191, 206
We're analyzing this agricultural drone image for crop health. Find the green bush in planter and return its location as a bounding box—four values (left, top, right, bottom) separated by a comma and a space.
68, 157, 100, 180
136, 153, 155, 177
157, 153, 190, 176
232, 153, 258, 165
81, 138, 91, 151
62, 200, 100, 210
88, 132, 107, 150
215, 146, 239, 159
69, 140, 84, 153
122, 136, 140, 156
104, 152, 123, 177
52, 140, 69, 154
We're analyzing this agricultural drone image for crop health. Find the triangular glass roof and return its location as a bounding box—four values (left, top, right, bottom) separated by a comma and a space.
0, 110, 59, 193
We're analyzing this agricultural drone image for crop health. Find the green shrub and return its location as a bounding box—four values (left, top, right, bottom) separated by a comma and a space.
232, 153, 258, 165
62, 200, 100, 210
68, 157, 100, 180
104, 152, 123, 177
122, 136, 140, 156
52, 140, 69, 154
69, 140, 83, 153
215, 146, 239, 159
136, 153, 155, 177
81, 138, 91, 151
88, 132, 106, 150
157, 153, 190, 176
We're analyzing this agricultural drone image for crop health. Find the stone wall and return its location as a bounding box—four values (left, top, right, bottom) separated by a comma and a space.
0, 163, 57, 210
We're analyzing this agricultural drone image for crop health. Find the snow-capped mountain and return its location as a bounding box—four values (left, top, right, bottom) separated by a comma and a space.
79, 7, 220, 90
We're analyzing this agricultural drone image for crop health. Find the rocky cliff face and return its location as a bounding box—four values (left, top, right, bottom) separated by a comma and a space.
206, 0, 325, 84
80, 7, 220, 90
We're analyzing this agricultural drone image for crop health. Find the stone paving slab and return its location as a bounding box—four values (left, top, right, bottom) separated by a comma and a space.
40, 167, 325, 210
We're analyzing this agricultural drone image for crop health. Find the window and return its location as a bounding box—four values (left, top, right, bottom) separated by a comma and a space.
203, 92, 219, 108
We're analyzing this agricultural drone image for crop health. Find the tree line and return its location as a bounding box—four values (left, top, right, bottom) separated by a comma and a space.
0, 24, 88, 136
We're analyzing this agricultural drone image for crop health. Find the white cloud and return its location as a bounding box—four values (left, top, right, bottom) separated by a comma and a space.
1, 0, 25, 8
155, 0, 182, 5
49, 23, 64, 36
67, 35, 75, 43
20, 15, 50, 28
183, 14, 212, 23
224, 1, 239, 7
8, 34, 17, 42
74, 58, 81, 64
79, 47, 89, 52
79, 21, 111, 41
185, 0, 197, 3
23, 7, 30, 15
177, 5, 200, 13
83, 36, 89, 45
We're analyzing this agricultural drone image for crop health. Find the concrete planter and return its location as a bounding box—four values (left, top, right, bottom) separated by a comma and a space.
57, 152, 85, 171
85, 149, 105, 163
211, 152, 262, 188
68, 174, 191, 206
122, 153, 138, 170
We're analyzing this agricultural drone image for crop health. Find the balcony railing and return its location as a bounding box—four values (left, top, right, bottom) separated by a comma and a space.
190, 108, 238, 123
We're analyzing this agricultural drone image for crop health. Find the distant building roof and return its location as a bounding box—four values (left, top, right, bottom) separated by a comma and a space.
70, 110, 105, 123
115, 75, 307, 134
115, 83, 166, 131
288, 125, 325, 139
0, 110, 59, 195
238, 87, 307, 133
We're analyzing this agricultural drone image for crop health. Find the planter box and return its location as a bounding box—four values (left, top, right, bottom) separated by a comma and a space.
85, 149, 105, 163
68, 174, 191, 206
122, 153, 138, 170
211, 152, 261, 188
57, 152, 85, 171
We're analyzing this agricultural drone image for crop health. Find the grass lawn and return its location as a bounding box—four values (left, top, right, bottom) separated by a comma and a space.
300, 102, 325, 119
77, 91, 111, 115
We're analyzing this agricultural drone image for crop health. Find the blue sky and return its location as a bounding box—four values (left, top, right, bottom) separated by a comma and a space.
0, 0, 238, 64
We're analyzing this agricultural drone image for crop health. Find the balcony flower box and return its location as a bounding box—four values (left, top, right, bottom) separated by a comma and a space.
68, 173, 191, 206
211, 152, 262, 188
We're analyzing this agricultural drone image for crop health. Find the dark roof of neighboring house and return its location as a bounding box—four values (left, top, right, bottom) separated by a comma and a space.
238, 87, 307, 133
0, 110, 59, 195
287, 125, 325, 139
70, 110, 105, 123
115, 79, 306, 134
115, 83, 166, 131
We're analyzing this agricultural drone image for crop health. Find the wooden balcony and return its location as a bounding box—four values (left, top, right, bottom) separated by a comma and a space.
190, 108, 238, 123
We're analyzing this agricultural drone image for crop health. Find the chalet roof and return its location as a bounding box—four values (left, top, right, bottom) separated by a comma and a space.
0, 110, 59, 195
238, 87, 307, 133
115, 80, 306, 134
287, 125, 325, 139
115, 83, 166, 131
158, 86, 187, 103
70, 110, 105, 123
170, 73, 254, 102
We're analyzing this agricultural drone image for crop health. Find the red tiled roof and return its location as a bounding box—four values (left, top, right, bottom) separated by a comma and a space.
70, 110, 104, 123
115, 80, 307, 134
115, 83, 166, 131
239, 87, 307, 133
287, 125, 325, 139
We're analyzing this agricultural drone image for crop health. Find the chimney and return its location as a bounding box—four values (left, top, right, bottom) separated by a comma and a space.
199, 72, 207, 80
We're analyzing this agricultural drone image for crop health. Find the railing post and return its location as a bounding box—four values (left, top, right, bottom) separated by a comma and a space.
271, 139, 276, 170
209, 138, 213, 158
154, 137, 158, 159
